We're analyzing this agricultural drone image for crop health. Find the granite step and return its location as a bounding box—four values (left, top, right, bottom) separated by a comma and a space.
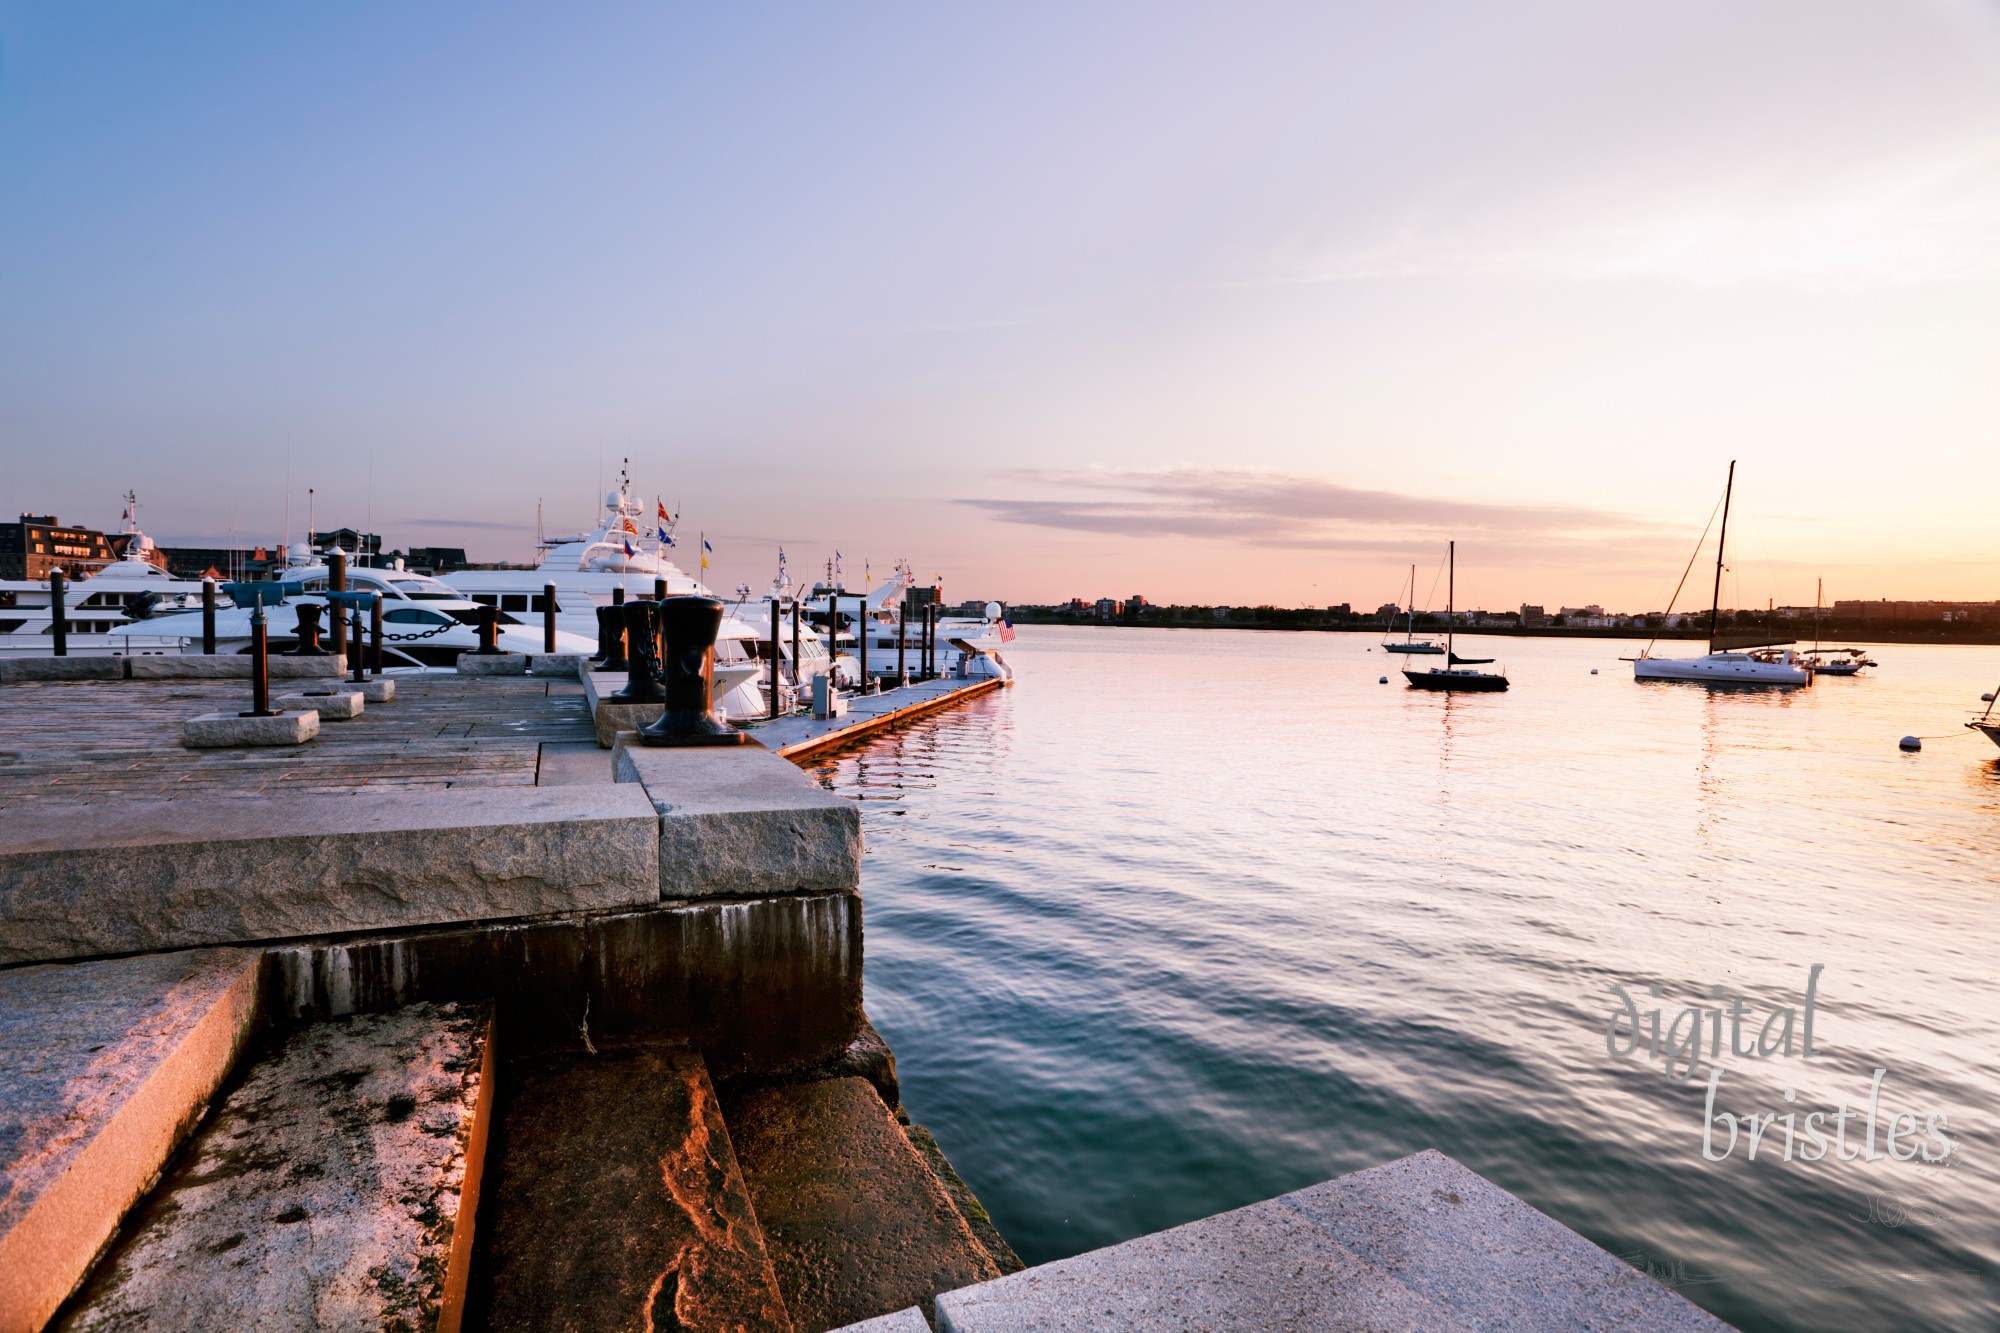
723, 1077, 1001, 1333
468, 1041, 792, 1333
56, 1000, 494, 1332
0, 948, 262, 1333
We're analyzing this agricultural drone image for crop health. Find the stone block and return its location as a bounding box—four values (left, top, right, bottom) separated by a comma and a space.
535, 740, 612, 786
826, 1311, 932, 1333
353, 676, 396, 702
61, 1002, 494, 1333
0, 656, 123, 683
124, 654, 251, 679
932, 1191, 1466, 1333
456, 652, 529, 676
1282, 1150, 1733, 1331
615, 743, 861, 898
0, 949, 260, 1333
269, 654, 345, 679
594, 700, 657, 747
182, 709, 319, 748
725, 1077, 999, 1330
276, 688, 365, 720
472, 1043, 792, 1332
0, 785, 661, 965
528, 653, 587, 677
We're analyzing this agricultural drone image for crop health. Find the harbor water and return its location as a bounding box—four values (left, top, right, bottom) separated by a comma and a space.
803, 626, 2000, 1333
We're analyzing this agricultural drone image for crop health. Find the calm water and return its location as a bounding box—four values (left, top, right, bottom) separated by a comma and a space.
802, 627, 2000, 1332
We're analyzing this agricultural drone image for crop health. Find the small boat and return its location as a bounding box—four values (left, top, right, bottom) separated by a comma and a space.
1403, 543, 1507, 692
1797, 647, 1874, 677
1381, 564, 1444, 654
1631, 462, 1809, 687
1966, 681, 2000, 749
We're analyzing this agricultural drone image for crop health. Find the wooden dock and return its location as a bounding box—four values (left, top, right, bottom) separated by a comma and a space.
737, 676, 1009, 763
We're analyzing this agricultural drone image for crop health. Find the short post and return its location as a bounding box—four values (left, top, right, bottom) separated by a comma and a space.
654, 576, 667, 601
859, 596, 870, 693
636, 596, 749, 747
370, 594, 384, 674
350, 602, 366, 684
244, 605, 276, 717
609, 601, 666, 702
927, 603, 938, 678
50, 570, 67, 657
769, 597, 782, 719
826, 589, 840, 681
542, 581, 557, 654
791, 601, 801, 706
329, 550, 347, 662
475, 605, 503, 654
201, 578, 217, 654
613, 586, 625, 605
897, 602, 907, 684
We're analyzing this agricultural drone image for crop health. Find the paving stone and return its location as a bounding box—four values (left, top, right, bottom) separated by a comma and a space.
471, 1042, 793, 1333
726, 1077, 999, 1331
0, 949, 261, 1333
455, 653, 528, 676
352, 677, 396, 702
528, 654, 587, 677
125, 655, 251, 679
534, 740, 612, 786
824, 1310, 932, 1333
0, 785, 661, 965
1282, 1149, 1734, 1331
614, 743, 861, 898
276, 689, 364, 720
268, 655, 346, 679
182, 709, 320, 748
59, 1001, 494, 1333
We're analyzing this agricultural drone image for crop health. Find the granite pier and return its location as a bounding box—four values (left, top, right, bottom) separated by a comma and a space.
0, 657, 1733, 1331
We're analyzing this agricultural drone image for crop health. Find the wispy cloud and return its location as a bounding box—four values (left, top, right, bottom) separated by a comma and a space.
959, 467, 1672, 564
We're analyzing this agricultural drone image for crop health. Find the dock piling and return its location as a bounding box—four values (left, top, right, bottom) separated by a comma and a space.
329, 551, 347, 661
543, 581, 557, 655
769, 597, 781, 719
370, 594, 383, 674
244, 606, 277, 717
50, 570, 66, 657
201, 578, 216, 654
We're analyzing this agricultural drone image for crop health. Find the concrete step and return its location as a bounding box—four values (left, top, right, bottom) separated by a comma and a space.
57, 1000, 494, 1332
0, 948, 262, 1333
723, 1077, 1000, 1333
468, 1041, 792, 1333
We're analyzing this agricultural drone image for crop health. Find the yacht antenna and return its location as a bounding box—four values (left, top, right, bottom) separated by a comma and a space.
1707, 460, 1735, 653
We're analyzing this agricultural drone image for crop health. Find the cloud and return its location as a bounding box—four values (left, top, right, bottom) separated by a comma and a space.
958, 467, 1671, 564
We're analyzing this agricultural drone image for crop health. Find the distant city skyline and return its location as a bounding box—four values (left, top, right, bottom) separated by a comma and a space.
4, 3, 1997, 609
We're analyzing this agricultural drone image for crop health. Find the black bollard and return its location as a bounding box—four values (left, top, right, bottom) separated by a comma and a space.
202, 578, 217, 654
897, 602, 907, 685
613, 586, 625, 605
329, 551, 347, 663
769, 597, 781, 719
543, 581, 557, 654
243, 605, 277, 717
50, 570, 67, 657
370, 594, 383, 674
791, 601, 801, 707
609, 601, 666, 702
475, 605, 503, 655
654, 576, 667, 601
350, 603, 367, 683
286, 603, 328, 656
637, 596, 749, 747
598, 605, 630, 671
859, 595, 871, 693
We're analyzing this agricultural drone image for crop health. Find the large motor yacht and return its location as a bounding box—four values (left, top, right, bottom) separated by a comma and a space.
0, 497, 206, 656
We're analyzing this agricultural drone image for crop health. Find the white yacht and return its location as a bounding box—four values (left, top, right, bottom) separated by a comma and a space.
110, 543, 595, 666
1631, 463, 1810, 687
442, 473, 766, 716
818, 564, 1014, 684
0, 497, 205, 656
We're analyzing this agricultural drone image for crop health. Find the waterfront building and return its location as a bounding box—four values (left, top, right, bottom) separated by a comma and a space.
0, 514, 118, 580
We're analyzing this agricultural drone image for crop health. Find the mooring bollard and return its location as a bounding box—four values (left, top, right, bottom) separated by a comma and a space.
638, 596, 749, 747
50, 569, 67, 657
286, 603, 328, 656
244, 604, 277, 717
475, 605, 503, 655
329, 551, 347, 661
594, 604, 629, 672
201, 578, 217, 654
859, 595, 872, 694
654, 576, 667, 601
897, 603, 908, 685
370, 593, 383, 674
610, 601, 666, 702
543, 581, 557, 655
769, 596, 782, 719
613, 586, 625, 605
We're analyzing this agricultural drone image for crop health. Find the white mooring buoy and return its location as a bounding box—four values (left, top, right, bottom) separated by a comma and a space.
1899, 736, 1922, 751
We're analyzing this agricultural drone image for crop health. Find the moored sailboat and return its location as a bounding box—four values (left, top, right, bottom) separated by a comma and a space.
1402, 543, 1508, 692
1381, 564, 1444, 654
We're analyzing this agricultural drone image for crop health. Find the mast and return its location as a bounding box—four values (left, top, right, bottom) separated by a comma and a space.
1406, 564, 1416, 642
1707, 460, 1735, 653
1446, 542, 1455, 663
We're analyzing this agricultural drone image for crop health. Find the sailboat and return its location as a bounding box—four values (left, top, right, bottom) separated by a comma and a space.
1402, 543, 1508, 692
1631, 461, 1809, 686
1381, 564, 1444, 654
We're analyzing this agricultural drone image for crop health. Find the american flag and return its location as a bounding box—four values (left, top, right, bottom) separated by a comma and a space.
999, 618, 1016, 643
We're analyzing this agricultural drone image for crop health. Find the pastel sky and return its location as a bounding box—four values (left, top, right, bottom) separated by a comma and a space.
4, 2, 1997, 611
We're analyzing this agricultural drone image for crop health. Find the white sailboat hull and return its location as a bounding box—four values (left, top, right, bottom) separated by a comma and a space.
1633, 654, 1809, 686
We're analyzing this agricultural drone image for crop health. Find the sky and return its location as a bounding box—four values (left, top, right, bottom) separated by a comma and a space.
3, 1, 1998, 612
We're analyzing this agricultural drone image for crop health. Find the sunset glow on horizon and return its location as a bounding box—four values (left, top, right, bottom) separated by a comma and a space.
3, 2, 1997, 611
